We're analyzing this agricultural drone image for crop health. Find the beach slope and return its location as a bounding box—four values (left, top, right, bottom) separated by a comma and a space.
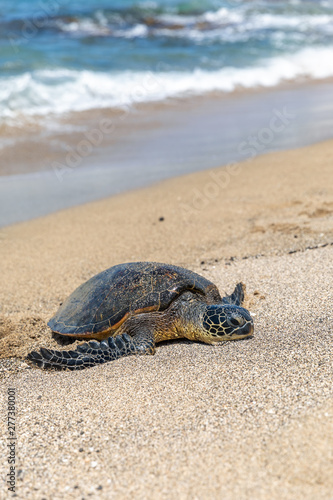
0, 140, 332, 499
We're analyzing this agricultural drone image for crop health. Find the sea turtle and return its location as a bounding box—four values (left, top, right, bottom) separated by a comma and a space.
27, 262, 254, 370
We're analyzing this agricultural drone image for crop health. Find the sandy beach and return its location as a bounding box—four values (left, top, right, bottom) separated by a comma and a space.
2, 79, 333, 228
0, 139, 332, 499
2, 1, 333, 497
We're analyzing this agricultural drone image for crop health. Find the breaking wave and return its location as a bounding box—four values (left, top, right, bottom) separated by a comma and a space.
1, 46, 333, 120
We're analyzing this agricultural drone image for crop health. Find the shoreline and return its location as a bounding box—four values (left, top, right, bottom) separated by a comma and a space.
1, 77, 333, 178
1, 79, 333, 227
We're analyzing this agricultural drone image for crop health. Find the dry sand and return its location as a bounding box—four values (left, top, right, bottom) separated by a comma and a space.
0, 139, 333, 499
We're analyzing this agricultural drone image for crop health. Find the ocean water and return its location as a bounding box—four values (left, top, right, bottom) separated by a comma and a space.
1, 0, 333, 122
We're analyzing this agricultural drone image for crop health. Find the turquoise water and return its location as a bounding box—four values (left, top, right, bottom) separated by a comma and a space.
1, 0, 333, 119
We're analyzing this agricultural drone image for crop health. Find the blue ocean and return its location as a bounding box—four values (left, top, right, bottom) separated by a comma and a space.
1, 0, 333, 121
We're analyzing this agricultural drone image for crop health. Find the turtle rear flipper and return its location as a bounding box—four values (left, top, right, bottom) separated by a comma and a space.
27, 332, 156, 371
222, 282, 245, 307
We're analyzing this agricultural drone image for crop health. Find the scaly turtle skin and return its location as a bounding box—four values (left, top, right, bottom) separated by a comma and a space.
27, 262, 254, 370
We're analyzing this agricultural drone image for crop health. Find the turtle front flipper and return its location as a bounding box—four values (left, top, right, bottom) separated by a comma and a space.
221, 282, 245, 307
27, 332, 156, 371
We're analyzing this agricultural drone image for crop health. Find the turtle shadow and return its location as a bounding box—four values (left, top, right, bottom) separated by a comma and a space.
52, 332, 77, 346
158, 336, 254, 348
158, 338, 193, 348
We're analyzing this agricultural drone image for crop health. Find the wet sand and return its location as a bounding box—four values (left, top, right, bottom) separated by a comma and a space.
2, 80, 333, 227
0, 139, 333, 499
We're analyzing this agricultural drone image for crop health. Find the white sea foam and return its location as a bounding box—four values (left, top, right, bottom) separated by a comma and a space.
116, 10, 333, 44
50, 8, 333, 40
55, 18, 111, 36
114, 24, 148, 38
202, 7, 244, 25
1, 46, 333, 121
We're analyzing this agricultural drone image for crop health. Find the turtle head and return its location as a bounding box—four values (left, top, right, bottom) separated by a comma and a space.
197, 304, 254, 344
177, 291, 254, 344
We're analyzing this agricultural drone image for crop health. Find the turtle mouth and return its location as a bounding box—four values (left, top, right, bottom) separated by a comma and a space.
235, 321, 254, 336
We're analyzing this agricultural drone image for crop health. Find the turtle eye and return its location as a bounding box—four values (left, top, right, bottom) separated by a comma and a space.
228, 316, 245, 328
